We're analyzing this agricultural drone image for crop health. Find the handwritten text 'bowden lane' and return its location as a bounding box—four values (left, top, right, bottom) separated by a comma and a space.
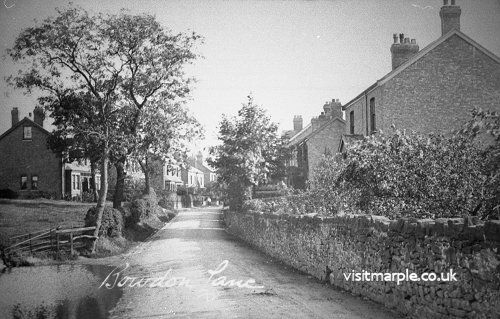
99, 260, 264, 290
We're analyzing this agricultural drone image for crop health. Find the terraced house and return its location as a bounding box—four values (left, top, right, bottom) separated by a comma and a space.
339, 0, 500, 151
285, 99, 345, 189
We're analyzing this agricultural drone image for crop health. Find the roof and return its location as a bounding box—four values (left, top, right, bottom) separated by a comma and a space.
287, 123, 313, 146
165, 175, 183, 184
342, 29, 500, 111
287, 116, 345, 147
0, 117, 50, 142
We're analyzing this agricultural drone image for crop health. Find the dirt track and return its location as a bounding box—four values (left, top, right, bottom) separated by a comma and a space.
106, 208, 401, 319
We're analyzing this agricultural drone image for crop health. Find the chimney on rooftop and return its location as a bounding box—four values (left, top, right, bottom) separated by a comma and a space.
440, 0, 461, 35
293, 115, 303, 132
34, 106, 45, 127
327, 99, 343, 119
390, 33, 419, 70
11, 107, 19, 127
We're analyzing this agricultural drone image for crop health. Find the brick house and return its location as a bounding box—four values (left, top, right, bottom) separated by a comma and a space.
0, 107, 99, 199
340, 0, 500, 151
191, 152, 217, 189
285, 99, 345, 189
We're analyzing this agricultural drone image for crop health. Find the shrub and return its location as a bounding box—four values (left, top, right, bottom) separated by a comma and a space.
128, 190, 162, 225
0, 189, 18, 199
84, 206, 124, 237
242, 199, 266, 212
309, 110, 499, 219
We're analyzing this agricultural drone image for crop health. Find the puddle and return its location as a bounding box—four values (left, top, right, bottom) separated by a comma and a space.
0, 264, 122, 319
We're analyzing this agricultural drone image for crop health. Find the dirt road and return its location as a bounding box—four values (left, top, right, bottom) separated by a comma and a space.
107, 208, 401, 319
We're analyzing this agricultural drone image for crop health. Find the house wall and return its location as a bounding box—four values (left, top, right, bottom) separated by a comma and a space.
306, 119, 345, 177
0, 123, 62, 198
346, 35, 500, 138
379, 34, 500, 134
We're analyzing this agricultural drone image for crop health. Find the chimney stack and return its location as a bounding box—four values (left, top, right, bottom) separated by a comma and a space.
439, 0, 461, 35
328, 98, 343, 119
11, 107, 19, 127
390, 33, 419, 70
33, 106, 45, 127
293, 115, 303, 132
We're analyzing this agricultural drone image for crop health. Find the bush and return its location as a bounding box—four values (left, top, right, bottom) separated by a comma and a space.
84, 206, 124, 237
242, 193, 315, 215
242, 199, 266, 212
0, 189, 18, 199
128, 190, 162, 225
309, 109, 500, 219
158, 190, 178, 209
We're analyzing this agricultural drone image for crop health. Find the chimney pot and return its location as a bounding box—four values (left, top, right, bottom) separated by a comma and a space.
393, 34, 398, 44
411, 39, 416, 44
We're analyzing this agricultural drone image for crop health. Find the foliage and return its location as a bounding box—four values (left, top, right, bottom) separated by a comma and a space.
132, 99, 203, 193
84, 206, 123, 237
309, 108, 499, 219
7, 4, 203, 247
208, 95, 282, 210
0, 189, 18, 199
128, 190, 162, 225
242, 193, 315, 215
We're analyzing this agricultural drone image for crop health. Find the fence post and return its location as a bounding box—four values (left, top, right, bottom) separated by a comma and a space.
29, 233, 32, 254
70, 232, 74, 255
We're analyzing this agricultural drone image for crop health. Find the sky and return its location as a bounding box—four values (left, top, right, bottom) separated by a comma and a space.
1, 0, 499, 151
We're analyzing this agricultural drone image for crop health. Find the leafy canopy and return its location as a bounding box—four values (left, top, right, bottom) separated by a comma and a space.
209, 95, 281, 188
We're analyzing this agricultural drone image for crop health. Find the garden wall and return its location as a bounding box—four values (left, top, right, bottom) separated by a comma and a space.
224, 210, 500, 319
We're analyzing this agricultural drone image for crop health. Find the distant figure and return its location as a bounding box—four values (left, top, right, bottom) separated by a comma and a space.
207, 197, 212, 206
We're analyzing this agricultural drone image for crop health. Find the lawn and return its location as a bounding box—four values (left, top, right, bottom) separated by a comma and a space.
0, 199, 96, 241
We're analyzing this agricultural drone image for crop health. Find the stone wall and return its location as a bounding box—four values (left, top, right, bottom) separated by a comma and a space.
224, 210, 500, 319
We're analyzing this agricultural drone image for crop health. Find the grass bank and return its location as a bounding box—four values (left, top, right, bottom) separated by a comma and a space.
0, 199, 177, 267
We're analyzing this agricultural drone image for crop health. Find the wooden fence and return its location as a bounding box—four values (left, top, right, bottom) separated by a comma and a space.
2, 226, 97, 260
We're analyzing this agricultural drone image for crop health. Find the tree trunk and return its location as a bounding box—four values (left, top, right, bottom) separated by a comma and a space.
90, 160, 98, 202
91, 150, 109, 254
139, 160, 152, 195
113, 157, 126, 209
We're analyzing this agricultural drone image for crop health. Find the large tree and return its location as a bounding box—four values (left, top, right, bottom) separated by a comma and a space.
209, 95, 281, 210
8, 5, 202, 251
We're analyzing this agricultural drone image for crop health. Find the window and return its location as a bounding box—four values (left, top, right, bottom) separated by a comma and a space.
21, 175, 27, 190
31, 175, 38, 190
23, 126, 32, 139
369, 98, 376, 133
72, 174, 81, 191
349, 111, 354, 134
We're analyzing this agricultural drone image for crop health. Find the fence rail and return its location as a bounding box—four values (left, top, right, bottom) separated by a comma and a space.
2, 226, 97, 261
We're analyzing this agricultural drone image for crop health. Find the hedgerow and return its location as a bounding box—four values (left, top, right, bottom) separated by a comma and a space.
309, 108, 499, 219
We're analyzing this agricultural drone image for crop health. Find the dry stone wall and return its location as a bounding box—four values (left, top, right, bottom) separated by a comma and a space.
224, 210, 500, 319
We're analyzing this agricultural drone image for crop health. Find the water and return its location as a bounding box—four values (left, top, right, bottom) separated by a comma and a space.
0, 264, 123, 319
